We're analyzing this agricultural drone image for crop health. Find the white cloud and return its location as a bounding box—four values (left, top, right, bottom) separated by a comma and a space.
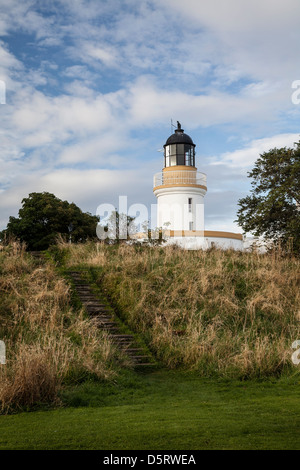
213, 133, 300, 169
162, 0, 300, 83
58, 136, 129, 166
83, 44, 119, 67
10, 89, 117, 147
163, 0, 300, 33
126, 76, 291, 129
0, 41, 24, 92
0, 166, 154, 230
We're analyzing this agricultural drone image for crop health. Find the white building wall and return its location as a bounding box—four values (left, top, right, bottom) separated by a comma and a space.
153, 169, 244, 251
165, 236, 244, 251
155, 186, 205, 231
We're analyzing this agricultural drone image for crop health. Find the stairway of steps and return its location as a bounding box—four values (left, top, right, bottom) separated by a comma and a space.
30, 251, 46, 261
68, 271, 155, 369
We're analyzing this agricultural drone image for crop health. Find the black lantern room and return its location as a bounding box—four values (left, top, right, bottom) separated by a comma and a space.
164, 121, 196, 168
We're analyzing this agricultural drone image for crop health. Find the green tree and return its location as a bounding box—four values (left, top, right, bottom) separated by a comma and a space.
0, 192, 99, 250
236, 141, 300, 254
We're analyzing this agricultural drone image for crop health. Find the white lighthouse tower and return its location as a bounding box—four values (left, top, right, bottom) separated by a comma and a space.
153, 122, 244, 250
153, 121, 207, 238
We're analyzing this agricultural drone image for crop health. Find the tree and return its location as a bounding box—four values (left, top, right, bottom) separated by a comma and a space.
236, 141, 300, 254
0, 192, 99, 250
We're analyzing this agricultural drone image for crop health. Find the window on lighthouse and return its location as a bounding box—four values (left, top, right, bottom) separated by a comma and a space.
165, 145, 170, 167
188, 198, 192, 212
185, 146, 195, 166
177, 144, 185, 165
165, 145, 176, 167
164, 143, 195, 167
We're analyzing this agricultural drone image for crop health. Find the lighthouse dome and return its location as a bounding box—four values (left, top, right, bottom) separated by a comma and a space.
165, 121, 195, 146
163, 122, 196, 168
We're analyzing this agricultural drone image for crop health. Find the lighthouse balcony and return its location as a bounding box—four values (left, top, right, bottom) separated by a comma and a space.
153, 170, 207, 191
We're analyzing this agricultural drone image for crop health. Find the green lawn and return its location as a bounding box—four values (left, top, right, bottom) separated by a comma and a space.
0, 370, 299, 450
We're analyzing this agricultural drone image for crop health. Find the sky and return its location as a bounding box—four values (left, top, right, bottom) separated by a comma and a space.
0, 0, 300, 234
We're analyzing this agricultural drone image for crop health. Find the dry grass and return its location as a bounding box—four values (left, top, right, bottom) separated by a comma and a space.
59, 241, 300, 378
0, 243, 125, 413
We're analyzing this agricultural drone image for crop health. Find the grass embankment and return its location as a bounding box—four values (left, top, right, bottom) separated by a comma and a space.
0, 371, 299, 450
0, 241, 299, 449
57, 241, 300, 379
0, 243, 128, 413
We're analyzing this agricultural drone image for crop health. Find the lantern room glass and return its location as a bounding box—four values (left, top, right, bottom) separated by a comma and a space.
164, 144, 195, 168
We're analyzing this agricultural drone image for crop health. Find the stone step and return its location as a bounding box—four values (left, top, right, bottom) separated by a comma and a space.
130, 355, 151, 361
78, 296, 100, 300
123, 348, 144, 353
81, 304, 107, 308
133, 363, 155, 367
99, 324, 118, 329
114, 340, 134, 345
68, 269, 157, 370
81, 302, 106, 306
95, 324, 118, 329
86, 311, 110, 317
110, 334, 134, 339
93, 315, 115, 321
102, 327, 120, 332
84, 306, 109, 311
96, 319, 117, 325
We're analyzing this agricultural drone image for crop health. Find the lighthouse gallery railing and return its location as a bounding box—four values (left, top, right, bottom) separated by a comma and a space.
153, 171, 207, 189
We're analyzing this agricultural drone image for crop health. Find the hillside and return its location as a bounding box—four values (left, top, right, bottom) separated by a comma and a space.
1, 241, 299, 413
0, 243, 128, 413
58, 241, 300, 379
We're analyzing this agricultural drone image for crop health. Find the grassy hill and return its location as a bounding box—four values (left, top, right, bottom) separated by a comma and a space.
0, 242, 128, 413
1, 240, 300, 410
0, 241, 300, 449
57, 241, 300, 379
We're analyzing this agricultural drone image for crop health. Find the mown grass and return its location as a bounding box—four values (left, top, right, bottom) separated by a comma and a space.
55, 241, 300, 379
0, 370, 299, 450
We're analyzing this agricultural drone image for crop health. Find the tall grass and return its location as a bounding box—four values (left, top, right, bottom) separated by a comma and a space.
0, 242, 126, 413
59, 241, 300, 379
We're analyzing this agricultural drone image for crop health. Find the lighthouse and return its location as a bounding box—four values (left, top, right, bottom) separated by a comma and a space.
153, 121, 207, 236
153, 122, 244, 250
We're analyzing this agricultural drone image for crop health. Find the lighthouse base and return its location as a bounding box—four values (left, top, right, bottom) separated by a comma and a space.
162, 230, 244, 251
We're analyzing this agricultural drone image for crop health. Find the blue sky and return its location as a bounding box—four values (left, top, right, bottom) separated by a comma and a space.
1, 0, 300, 233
